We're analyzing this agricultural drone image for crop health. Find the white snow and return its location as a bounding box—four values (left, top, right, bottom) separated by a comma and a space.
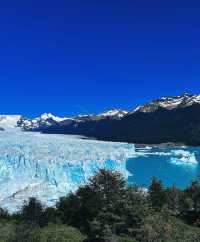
40, 113, 68, 122
100, 109, 128, 118
19, 109, 128, 131
0, 115, 22, 130
19, 113, 74, 131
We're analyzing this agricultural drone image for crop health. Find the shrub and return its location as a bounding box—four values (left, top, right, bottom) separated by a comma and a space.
39, 224, 86, 242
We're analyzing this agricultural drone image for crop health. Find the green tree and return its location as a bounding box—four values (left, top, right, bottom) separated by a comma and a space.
149, 177, 167, 211
88, 169, 126, 206
20, 198, 44, 226
166, 184, 182, 215
57, 169, 128, 241
87, 169, 127, 240
42, 207, 59, 225
121, 187, 150, 233
186, 178, 200, 212
181, 178, 200, 225
57, 191, 87, 230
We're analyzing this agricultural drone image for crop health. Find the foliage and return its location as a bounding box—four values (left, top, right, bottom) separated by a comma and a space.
19, 197, 44, 226
8, 223, 41, 242
166, 184, 182, 215
0, 169, 200, 241
39, 224, 86, 242
0, 219, 16, 242
118, 236, 138, 242
137, 213, 200, 242
149, 177, 167, 211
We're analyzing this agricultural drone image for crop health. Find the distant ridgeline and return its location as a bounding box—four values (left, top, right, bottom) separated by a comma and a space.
18, 93, 200, 146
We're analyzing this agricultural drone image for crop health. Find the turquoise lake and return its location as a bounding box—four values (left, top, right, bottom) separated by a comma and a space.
127, 146, 200, 189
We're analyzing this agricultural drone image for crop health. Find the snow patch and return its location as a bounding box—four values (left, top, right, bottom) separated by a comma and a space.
99, 109, 128, 118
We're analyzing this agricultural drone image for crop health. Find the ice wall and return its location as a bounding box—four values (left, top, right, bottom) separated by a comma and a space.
0, 129, 135, 212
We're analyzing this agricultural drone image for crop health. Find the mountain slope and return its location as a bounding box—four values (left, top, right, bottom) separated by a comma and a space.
41, 94, 200, 145
18, 109, 128, 131
131, 93, 200, 113
18, 113, 72, 131
114, 103, 200, 145
17, 93, 200, 145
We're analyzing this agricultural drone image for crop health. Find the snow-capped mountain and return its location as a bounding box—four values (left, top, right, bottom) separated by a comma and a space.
18, 113, 73, 131
74, 109, 128, 122
76, 109, 128, 120
99, 109, 128, 118
39, 113, 69, 122
35, 93, 200, 146
18, 109, 128, 131
4, 93, 200, 145
131, 93, 200, 114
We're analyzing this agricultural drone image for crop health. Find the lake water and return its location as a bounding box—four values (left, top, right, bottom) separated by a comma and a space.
127, 146, 200, 189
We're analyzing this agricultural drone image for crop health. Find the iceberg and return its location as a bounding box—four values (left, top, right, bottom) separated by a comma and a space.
170, 150, 198, 166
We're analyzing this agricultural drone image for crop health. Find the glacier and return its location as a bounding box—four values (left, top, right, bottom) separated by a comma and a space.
0, 115, 199, 212
0, 116, 136, 212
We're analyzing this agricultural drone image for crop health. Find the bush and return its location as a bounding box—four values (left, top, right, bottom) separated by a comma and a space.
118, 236, 138, 242
8, 223, 41, 242
136, 212, 200, 242
0, 219, 16, 242
39, 224, 86, 242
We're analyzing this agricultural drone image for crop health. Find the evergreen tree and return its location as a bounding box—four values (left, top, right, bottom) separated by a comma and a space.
57, 169, 127, 241
187, 178, 200, 212
20, 198, 44, 226
166, 184, 182, 215
149, 177, 167, 211
42, 207, 59, 225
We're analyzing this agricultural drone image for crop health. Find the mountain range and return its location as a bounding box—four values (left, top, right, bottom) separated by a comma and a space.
17, 93, 200, 145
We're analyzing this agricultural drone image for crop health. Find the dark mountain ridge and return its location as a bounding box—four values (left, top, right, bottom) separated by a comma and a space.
17, 93, 200, 145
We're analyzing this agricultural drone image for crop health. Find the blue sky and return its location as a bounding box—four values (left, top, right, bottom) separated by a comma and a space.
0, 0, 199, 117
